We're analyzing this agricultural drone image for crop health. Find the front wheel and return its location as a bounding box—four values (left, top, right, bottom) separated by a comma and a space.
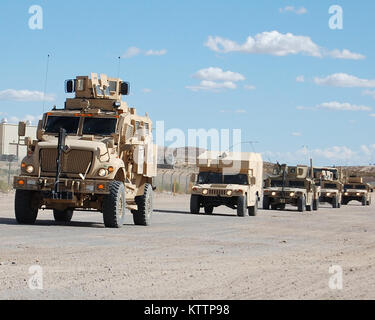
102, 181, 126, 228
362, 196, 366, 206
237, 195, 247, 217
263, 196, 270, 210
313, 198, 319, 211
190, 195, 200, 214
248, 199, 258, 216
53, 209, 73, 223
297, 197, 306, 212
15, 190, 39, 224
133, 183, 153, 226
204, 206, 213, 214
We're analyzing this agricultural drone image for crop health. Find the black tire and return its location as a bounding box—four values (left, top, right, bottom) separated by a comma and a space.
248, 199, 258, 216
366, 199, 371, 206
204, 206, 213, 214
298, 197, 306, 212
133, 183, 153, 226
15, 190, 39, 225
53, 209, 73, 223
362, 196, 366, 206
313, 198, 319, 211
237, 195, 247, 217
341, 198, 348, 205
263, 196, 270, 210
102, 181, 126, 228
190, 195, 200, 214
332, 197, 338, 208
278, 204, 286, 210
338, 202, 341, 208
271, 204, 278, 210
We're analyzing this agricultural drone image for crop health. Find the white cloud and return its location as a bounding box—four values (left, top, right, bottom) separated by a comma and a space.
370, 113, 375, 117
122, 46, 141, 58
188, 67, 245, 92
235, 109, 247, 113
219, 109, 247, 114
192, 67, 245, 82
141, 88, 152, 93
279, 6, 307, 15
314, 73, 375, 88
292, 132, 302, 136
296, 75, 305, 83
0, 89, 54, 102
297, 101, 372, 112
3, 114, 42, 125
145, 49, 167, 56
205, 31, 364, 60
363, 90, 375, 99
244, 84, 256, 90
122, 47, 167, 58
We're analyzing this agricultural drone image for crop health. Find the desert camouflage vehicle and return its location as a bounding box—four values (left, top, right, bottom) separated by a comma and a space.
189, 151, 263, 216
13, 73, 157, 228
263, 163, 320, 212
341, 176, 373, 206
312, 167, 343, 208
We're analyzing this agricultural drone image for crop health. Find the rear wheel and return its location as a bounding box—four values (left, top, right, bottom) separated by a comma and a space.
102, 181, 126, 228
237, 195, 247, 217
133, 183, 153, 226
53, 209, 73, 223
298, 197, 306, 212
15, 190, 39, 225
313, 198, 319, 211
248, 198, 258, 216
190, 195, 200, 214
263, 196, 270, 210
204, 206, 213, 214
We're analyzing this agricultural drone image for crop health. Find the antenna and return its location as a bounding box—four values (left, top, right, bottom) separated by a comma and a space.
42, 54, 50, 113
117, 56, 121, 79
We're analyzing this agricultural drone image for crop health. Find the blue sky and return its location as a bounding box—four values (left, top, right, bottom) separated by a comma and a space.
0, 0, 375, 166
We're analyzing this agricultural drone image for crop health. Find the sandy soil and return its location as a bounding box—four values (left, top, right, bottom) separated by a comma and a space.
0, 191, 374, 300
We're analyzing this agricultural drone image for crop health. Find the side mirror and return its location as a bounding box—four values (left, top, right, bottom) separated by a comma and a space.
190, 173, 197, 183
250, 177, 256, 185
18, 121, 26, 137
65, 79, 75, 93
37, 120, 44, 140
120, 82, 130, 95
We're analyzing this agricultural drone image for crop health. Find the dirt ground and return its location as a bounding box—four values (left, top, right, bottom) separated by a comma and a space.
0, 191, 374, 300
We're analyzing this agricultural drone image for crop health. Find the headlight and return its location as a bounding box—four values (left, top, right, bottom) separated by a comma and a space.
272, 192, 277, 196
98, 168, 108, 177
226, 190, 233, 196
290, 192, 295, 197
202, 189, 208, 195
26, 165, 34, 173
326, 193, 331, 196
345, 192, 349, 196
356, 192, 361, 196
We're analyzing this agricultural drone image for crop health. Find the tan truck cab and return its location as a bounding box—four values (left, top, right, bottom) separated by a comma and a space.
342, 176, 373, 206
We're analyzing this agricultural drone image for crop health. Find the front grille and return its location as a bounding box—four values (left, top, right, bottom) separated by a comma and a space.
208, 189, 227, 196
40, 149, 93, 174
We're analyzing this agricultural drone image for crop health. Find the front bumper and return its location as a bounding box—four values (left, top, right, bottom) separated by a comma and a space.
13, 176, 110, 195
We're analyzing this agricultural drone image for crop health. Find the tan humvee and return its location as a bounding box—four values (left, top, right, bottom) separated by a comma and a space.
189, 151, 263, 216
342, 176, 373, 206
263, 163, 320, 212
312, 167, 343, 208
13, 73, 157, 228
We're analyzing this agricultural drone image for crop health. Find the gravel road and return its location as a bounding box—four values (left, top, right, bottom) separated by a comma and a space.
0, 192, 374, 300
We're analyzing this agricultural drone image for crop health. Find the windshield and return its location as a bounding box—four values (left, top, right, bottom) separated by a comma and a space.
344, 184, 354, 189
355, 185, 367, 190
288, 180, 305, 188
223, 174, 248, 185
271, 180, 284, 187
82, 118, 117, 136
324, 183, 338, 189
45, 116, 80, 134
198, 172, 222, 184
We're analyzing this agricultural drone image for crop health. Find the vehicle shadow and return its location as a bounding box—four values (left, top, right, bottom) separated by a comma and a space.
154, 209, 238, 218
0, 217, 134, 228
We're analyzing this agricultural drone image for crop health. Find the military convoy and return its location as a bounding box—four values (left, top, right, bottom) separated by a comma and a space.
189, 151, 263, 216
10, 73, 373, 227
263, 163, 320, 212
13, 73, 157, 228
342, 176, 373, 206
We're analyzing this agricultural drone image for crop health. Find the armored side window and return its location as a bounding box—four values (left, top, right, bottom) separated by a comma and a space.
76, 79, 85, 91
298, 168, 304, 176
135, 121, 140, 132
109, 81, 117, 93
144, 123, 149, 132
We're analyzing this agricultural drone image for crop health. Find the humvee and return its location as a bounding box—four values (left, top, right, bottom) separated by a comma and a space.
13, 73, 157, 228
263, 163, 320, 212
341, 176, 373, 206
312, 167, 343, 208
189, 151, 263, 216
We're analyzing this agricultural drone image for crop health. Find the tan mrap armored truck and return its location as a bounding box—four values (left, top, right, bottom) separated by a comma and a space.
312, 167, 343, 208
189, 151, 263, 216
263, 163, 320, 212
13, 73, 157, 228
341, 176, 373, 206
